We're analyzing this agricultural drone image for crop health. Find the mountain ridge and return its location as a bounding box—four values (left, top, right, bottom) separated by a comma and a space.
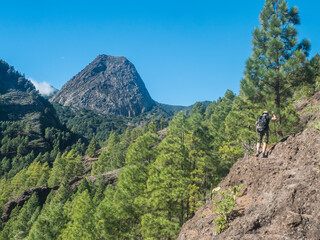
0, 60, 61, 148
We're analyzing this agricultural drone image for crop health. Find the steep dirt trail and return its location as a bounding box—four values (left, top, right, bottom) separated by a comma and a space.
178, 127, 320, 240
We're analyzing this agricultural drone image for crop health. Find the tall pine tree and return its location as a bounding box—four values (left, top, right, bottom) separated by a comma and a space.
86, 136, 100, 158
141, 112, 191, 239
240, 0, 310, 122
59, 190, 97, 240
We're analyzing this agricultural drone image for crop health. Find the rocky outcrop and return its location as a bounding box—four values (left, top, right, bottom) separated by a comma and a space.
1, 169, 120, 225
70, 168, 120, 189
178, 127, 320, 240
1, 185, 59, 224
51, 54, 155, 117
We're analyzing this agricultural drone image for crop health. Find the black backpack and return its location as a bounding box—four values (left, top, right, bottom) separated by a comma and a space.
256, 116, 268, 132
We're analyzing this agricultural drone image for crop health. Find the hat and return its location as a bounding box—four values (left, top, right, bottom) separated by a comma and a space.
263, 111, 269, 114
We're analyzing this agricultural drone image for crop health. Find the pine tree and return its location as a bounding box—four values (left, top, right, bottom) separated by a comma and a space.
148, 118, 158, 133
311, 54, 320, 91
64, 149, 84, 183
92, 175, 105, 206
0, 157, 11, 175
59, 190, 97, 240
10, 168, 28, 196
240, 0, 310, 122
28, 185, 71, 240
0, 206, 21, 240
72, 138, 86, 156
95, 132, 160, 239
48, 150, 83, 186
92, 132, 119, 174
141, 112, 191, 239
159, 117, 168, 130
187, 112, 212, 214
76, 178, 93, 195
292, 53, 320, 95
92, 131, 129, 174
25, 161, 42, 188
48, 152, 64, 186
126, 132, 160, 165
8, 193, 41, 239
209, 90, 235, 148
95, 185, 119, 239
37, 162, 50, 186
85, 136, 100, 157
191, 102, 205, 116
220, 96, 257, 170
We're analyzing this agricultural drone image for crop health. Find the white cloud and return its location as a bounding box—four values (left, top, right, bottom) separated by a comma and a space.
29, 78, 57, 97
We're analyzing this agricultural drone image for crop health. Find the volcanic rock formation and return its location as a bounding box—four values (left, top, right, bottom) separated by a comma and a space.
51, 54, 155, 117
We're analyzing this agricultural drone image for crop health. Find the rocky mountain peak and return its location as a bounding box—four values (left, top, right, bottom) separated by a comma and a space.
51, 54, 155, 117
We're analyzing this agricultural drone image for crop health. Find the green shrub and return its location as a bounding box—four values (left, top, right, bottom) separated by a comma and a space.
212, 184, 243, 234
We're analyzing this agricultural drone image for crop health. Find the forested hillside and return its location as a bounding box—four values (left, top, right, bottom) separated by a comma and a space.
0, 0, 320, 239
0, 90, 246, 239
0, 60, 85, 179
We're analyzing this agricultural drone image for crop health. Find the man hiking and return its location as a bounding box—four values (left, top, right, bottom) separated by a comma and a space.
255, 111, 277, 158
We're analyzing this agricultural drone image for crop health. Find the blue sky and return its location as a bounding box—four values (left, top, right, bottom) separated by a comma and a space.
1, 0, 320, 106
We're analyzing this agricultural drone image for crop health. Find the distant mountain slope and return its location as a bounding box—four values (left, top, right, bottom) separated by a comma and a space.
51, 54, 155, 117
51, 99, 211, 142
157, 101, 211, 115
0, 59, 60, 138
0, 60, 76, 177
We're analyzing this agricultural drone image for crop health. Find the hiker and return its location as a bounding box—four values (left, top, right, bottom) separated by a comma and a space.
255, 111, 277, 158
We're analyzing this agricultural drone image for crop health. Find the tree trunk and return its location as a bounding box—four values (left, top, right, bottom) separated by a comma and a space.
187, 198, 190, 219
275, 78, 281, 124
180, 200, 184, 226
203, 177, 207, 201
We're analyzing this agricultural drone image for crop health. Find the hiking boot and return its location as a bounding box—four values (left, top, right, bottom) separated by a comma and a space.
255, 151, 260, 157
262, 152, 267, 158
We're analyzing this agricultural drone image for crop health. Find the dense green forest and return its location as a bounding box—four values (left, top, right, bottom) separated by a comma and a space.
1, 0, 320, 239
52, 102, 171, 142
51, 99, 210, 142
